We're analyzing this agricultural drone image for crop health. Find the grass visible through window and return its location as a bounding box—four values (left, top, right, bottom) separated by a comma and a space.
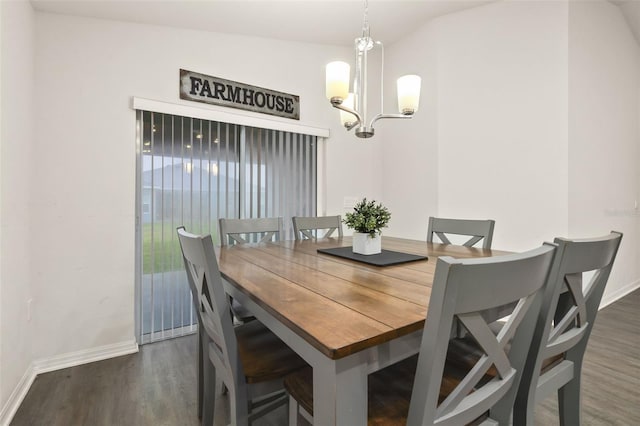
142, 222, 219, 274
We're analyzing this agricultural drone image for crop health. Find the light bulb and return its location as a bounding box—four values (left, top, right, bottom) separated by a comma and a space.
397, 75, 421, 115
326, 61, 350, 101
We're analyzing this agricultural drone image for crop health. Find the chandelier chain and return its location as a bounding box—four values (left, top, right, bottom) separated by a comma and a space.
362, 0, 370, 38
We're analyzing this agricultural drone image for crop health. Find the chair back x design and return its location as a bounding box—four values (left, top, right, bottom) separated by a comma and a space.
407, 244, 556, 425
427, 217, 495, 249
178, 228, 244, 393
176, 226, 208, 420
283, 244, 557, 425
178, 227, 306, 426
513, 231, 622, 425
219, 217, 283, 246
292, 215, 343, 240
218, 217, 284, 323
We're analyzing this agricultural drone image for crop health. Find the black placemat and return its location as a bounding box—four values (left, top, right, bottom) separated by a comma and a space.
317, 246, 428, 266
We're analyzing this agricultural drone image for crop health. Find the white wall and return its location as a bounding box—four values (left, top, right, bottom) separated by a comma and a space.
0, 0, 35, 417
381, 0, 639, 302
435, 0, 570, 252
379, 23, 439, 240
30, 12, 378, 362
568, 1, 640, 304
382, 1, 570, 251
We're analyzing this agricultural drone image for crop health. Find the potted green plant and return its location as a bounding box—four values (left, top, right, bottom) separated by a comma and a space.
344, 198, 391, 255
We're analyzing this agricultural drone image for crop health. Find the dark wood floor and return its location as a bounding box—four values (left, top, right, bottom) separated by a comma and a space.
532, 288, 640, 426
11, 289, 640, 425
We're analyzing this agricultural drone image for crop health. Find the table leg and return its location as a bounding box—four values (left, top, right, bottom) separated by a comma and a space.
312, 354, 368, 425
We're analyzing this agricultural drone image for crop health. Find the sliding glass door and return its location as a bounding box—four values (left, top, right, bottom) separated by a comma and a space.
135, 110, 316, 343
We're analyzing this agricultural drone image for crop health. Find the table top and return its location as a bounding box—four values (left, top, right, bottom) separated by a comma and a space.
217, 236, 507, 360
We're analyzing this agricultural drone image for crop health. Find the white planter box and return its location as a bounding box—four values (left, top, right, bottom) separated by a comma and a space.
352, 232, 382, 255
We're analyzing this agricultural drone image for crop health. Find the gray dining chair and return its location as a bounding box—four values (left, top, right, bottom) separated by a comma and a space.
284, 243, 557, 425
513, 231, 622, 425
292, 215, 343, 240
219, 217, 283, 323
177, 226, 209, 421
178, 227, 307, 426
427, 216, 496, 249
219, 217, 284, 246
427, 216, 498, 336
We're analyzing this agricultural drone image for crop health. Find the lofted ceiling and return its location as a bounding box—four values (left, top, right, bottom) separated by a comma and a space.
30, 0, 496, 47
616, 0, 640, 45
30, 0, 639, 47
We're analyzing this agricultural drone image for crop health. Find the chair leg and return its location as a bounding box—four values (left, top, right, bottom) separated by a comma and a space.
202, 357, 216, 426
512, 377, 538, 426
558, 376, 582, 426
197, 329, 204, 419
288, 395, 299, 426
229, 386, 250, 426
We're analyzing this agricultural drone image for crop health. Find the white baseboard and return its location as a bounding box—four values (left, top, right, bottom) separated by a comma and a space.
32, 339, 139, 374
600, 279, 640, 310
0, 364, 37, 426
0, 339, 138, 426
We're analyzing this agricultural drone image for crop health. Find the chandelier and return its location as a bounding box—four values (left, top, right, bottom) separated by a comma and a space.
325, 0, 421, 138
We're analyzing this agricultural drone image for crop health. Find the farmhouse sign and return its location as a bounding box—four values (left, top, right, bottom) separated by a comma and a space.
179, 69, 300, 120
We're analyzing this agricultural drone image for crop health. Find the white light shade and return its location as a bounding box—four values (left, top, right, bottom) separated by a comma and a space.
340, 93, 356, 126
326, 61, 350, 100
397, 74, 421, 114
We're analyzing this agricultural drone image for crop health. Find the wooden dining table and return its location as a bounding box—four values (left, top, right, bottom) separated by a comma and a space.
216, 236, 507, 425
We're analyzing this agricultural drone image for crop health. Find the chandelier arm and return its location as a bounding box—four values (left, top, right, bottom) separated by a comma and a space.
332, 102, 363, 127
378, 41, 384, 117
369, 113, 414, 129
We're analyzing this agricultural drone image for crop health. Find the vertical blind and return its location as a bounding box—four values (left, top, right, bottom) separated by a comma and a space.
136, 110, 317, 343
